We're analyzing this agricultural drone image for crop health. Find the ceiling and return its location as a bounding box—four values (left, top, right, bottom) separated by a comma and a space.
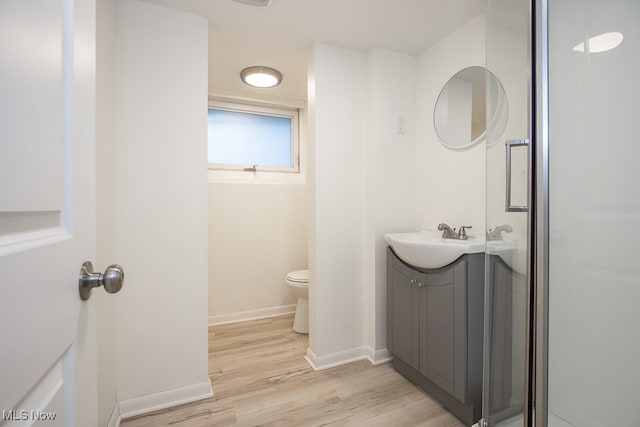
143, 0, 484, 101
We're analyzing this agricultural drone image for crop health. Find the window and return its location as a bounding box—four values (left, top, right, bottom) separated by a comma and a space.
207, 100, 299, 173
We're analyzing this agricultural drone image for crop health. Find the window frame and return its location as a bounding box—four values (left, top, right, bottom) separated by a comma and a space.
207, 100, 300, 174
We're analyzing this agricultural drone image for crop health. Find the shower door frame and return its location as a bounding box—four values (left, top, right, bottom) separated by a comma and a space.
483, 1, 549, 426
533, 1, 549, 426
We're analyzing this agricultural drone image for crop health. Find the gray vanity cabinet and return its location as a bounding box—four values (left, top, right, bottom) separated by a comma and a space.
388, 258, 422, 368
387, 247, 484, 426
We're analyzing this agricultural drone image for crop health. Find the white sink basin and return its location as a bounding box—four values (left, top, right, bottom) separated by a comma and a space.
385, 229, 485, 269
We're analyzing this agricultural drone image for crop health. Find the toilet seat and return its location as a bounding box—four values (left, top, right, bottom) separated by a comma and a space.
286, 269, 308, 284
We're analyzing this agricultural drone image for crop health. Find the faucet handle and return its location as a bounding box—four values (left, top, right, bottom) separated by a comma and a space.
458, 225, 472, 240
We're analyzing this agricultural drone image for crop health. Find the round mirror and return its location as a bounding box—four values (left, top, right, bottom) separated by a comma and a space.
434, 66, 508, 149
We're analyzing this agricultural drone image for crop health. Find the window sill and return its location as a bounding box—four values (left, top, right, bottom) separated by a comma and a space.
207, 169, 305, 185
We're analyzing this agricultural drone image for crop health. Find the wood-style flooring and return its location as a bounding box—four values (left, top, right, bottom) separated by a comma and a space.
121, 314, 464, 426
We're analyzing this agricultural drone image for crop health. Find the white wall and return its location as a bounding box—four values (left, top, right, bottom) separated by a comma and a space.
113, 0, 210, 409
307, 44, 417, 367
208, 182, 307, 320
365, 49, 417, 355
95, 0, 118, 424
307, 43, 367, 362
416, 15, 486, 233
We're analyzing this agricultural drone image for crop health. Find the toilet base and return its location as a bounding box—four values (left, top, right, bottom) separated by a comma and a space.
293, 297, 309, 334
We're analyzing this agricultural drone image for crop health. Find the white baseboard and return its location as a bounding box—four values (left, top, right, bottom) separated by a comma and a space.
364, 346, 393, 365
208, 304, 296, 326
304, 346, 393, 371
107, 403, 121, 427
305, 346, 369, 371
119, 380, 213, 420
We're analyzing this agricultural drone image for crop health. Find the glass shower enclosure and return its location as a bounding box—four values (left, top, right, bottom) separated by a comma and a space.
483, 0, 640, 426
483, 0, 532, 425
540, 0, 640, 426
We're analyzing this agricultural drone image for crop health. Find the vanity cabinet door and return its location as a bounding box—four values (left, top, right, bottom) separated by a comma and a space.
387, 250, 420, 369
419, 261, 467, 403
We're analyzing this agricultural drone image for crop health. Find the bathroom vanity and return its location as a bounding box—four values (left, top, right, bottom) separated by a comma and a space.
387, 247, 484, 426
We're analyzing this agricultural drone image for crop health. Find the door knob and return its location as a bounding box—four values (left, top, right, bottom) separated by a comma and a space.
79, 261, 124, 301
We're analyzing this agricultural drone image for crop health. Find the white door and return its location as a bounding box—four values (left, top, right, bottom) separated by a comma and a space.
1, 0, 98, 425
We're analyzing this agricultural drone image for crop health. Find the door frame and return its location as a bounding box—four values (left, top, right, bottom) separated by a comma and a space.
532, 0, 550, 426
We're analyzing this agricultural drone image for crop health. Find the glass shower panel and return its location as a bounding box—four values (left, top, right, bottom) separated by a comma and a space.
546, 1, 640, 425
484, 0, 531, 425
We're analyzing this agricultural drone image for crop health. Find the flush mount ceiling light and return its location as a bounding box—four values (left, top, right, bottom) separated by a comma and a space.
573, 32, 624, 53
240, 66, 282, 88
232, 0, 272, 7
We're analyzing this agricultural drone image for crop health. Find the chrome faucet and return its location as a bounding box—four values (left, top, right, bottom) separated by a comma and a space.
438, 223, 457, 238
438, 223, 472, 240
487, 224, 513, 240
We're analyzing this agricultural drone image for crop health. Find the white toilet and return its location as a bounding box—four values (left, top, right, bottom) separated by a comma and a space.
286, 269, 309, 334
